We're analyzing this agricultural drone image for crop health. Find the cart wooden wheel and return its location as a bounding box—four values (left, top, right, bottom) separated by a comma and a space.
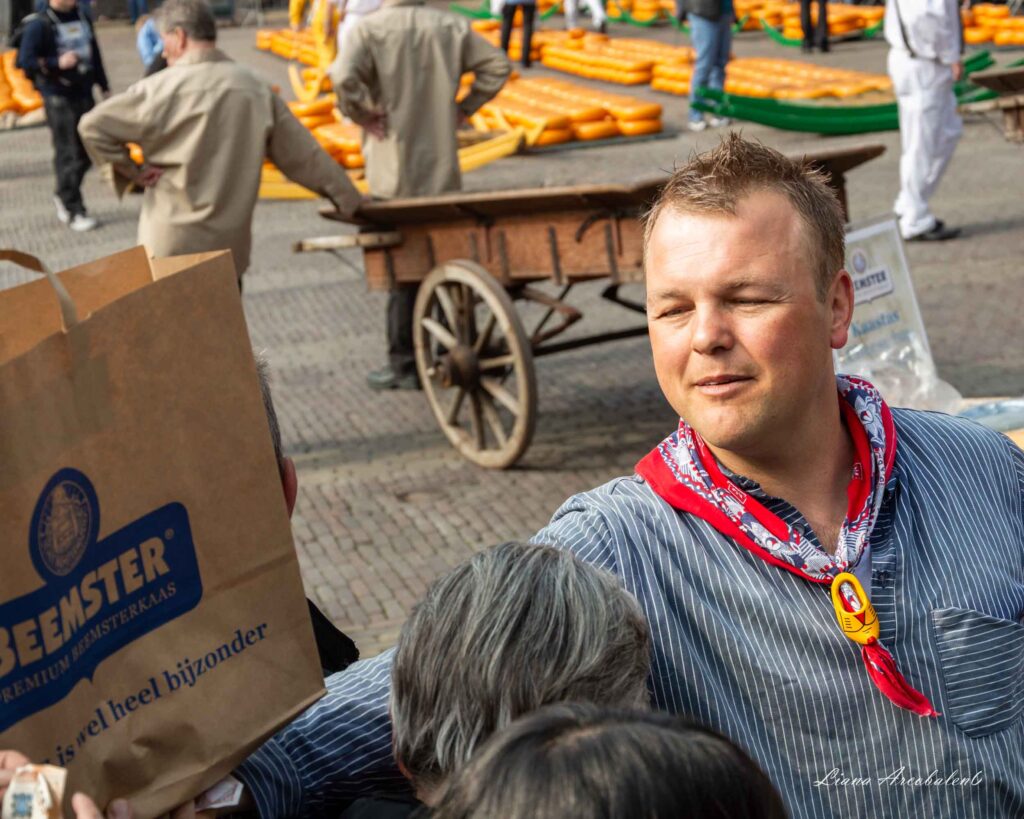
413, 260, 537, 469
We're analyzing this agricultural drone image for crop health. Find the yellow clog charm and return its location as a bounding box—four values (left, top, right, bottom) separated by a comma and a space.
830, 571, 879, 646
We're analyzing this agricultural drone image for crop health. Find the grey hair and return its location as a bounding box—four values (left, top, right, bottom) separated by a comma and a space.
390, 541, 651, 792
254, 354, 283, 465
158, 0, 217, 42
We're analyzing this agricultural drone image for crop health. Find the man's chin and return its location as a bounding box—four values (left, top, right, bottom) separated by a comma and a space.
684, 409, 761, 454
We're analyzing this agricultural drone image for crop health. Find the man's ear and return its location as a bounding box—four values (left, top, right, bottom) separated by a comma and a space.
828, 269, 855, 351
280, 456, 298, 518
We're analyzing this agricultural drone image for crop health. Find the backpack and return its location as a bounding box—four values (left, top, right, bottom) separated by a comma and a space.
11, 10, 55, 75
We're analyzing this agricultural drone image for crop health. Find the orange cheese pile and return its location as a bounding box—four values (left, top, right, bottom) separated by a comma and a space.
256, 28, 321, 66
652, 56, 891, 99
472, 21, 585, 64
539, 33, 691, 85
285, 95, 366, 168
478, 76, 662, 145
0, 51, 43, 117
962, 4, 1024, 45
777, 2, 884, 39
605, 0, 676, 23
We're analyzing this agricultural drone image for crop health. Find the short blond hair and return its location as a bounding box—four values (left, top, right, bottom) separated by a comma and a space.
643, 134, 845, 300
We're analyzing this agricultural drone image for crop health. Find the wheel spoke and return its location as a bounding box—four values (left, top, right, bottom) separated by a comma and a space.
480, 376, 520, 417
445, 387, 466, 426
473, 313, 497, 355
434, 285, 458, 335
468, 391, 486, 450
422, 317, 458, 350
479, 353, 515, 371
479, 393, 509, 449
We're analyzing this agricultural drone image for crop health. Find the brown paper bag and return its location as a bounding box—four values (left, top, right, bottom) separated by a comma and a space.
0, 247, 326, 818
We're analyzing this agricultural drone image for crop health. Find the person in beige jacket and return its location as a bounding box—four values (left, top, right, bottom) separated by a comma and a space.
78, 0, 363, 285
330, 0, 510, 389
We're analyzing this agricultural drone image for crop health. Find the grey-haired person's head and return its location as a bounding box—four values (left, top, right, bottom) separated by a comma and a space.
157, 0, 217, 42
390, 541, 651, 801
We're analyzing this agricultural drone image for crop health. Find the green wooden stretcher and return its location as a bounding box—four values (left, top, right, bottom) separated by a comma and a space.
692, 51, 1000, 134
757, 15, 884, 48
450, 0, 563, 20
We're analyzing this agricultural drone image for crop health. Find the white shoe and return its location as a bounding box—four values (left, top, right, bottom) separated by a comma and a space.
688, 119, 708, 132
709, 115, 732, 128
69, 213, 98, 232
54, 196, 70, 224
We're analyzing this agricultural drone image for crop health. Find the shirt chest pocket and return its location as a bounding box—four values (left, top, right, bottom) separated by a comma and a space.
930, 606, 1024, 738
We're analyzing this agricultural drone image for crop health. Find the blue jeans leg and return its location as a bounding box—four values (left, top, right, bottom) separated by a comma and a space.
708, 15, 731, 93
688, 14, 719, 122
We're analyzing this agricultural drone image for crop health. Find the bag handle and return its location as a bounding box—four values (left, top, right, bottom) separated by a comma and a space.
0, 249, 79, 330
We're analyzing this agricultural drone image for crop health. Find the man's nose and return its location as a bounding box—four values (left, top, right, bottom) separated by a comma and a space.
690, 304, 733, 355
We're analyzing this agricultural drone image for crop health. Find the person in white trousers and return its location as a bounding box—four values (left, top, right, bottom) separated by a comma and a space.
564, 0, 606, 32
884, 0, 963, 241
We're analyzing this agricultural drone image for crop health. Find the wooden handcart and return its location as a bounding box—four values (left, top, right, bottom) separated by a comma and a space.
960, 66, 1024, 144
299, 144, 885, 468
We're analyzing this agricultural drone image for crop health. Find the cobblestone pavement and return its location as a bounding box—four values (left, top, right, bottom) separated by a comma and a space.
2, 15, 1022, 655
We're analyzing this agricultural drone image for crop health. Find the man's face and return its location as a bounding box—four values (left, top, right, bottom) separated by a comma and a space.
161, 27, 187, 64
645, 191, 851, 459
50, 0, 77, 13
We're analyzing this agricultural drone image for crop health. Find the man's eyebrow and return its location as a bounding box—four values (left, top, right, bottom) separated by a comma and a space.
647, 280, 784, 303
721, 278, 791, 292
646, 288, 689, 304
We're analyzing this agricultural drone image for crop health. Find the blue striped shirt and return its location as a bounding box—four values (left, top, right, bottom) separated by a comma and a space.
236, 409, 1024, 818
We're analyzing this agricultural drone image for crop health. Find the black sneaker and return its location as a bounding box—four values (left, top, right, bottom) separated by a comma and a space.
905, 220, 961, 242
366, 365, 422, 391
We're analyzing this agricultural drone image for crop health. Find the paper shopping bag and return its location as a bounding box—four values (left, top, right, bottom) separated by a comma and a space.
0, 247, 326, 818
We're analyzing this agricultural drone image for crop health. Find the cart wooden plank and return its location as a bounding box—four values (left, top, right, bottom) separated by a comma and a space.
321, 179, 667, 226
361, 210, 646, 289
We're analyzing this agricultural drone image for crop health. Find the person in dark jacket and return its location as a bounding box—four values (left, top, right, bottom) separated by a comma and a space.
17, 0, 109, 231
685, 0, 732, 131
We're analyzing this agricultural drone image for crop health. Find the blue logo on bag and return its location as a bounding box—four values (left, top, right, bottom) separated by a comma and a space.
32, 470, 99, 578
0, 469, 203, 732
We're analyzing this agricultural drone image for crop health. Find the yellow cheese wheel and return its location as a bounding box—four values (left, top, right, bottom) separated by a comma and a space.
299, 113, 337, 130
962, 26, 995, 42
289, 95, 336, 118
534, 128, 574, 146
617, 118, 662, 136
338, 152, 365, 169
572, 119, 621, 140
606, 101, 662, 121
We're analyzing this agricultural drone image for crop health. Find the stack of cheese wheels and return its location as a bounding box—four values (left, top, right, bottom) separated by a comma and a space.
0, 51, 43, 117
778, 2, 884, 39
288, 95, 339, 130
475, 76, 662, 144
257, 28, 320, 66
651, 56, 891, 99
310, 121, 364, 168
963, 3, 1024, 45
542, 37, 656, 85
520, 77, 663, 138
472, 22, 586, 64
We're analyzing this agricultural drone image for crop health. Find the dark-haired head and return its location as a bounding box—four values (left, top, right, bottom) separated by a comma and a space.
431, 702, 788, 819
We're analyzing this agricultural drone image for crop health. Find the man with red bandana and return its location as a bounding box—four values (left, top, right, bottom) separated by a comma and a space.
50, 135, 1021, 819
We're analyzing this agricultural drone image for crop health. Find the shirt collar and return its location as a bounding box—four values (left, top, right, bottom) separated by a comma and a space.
173, 47, 230, 67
